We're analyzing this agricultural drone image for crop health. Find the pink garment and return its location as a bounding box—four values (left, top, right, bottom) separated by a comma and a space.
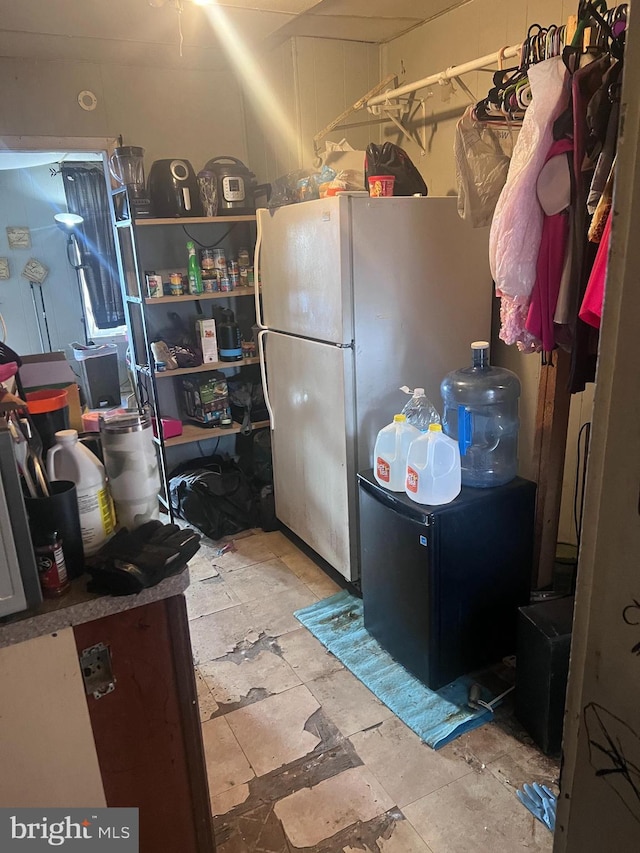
579, 210, 612, 329
490, 57, 570, 304
526, 139, 573, 352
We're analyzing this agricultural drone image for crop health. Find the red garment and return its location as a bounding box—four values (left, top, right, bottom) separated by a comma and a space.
526, 139, 573, 352
579, 210, 612, 329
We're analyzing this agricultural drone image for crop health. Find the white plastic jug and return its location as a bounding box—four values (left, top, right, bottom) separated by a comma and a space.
405, 423, 461, 505
47, 429, 115, 555
373, 414, 420, 492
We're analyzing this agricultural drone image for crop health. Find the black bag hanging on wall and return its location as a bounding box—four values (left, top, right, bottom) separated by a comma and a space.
365, 142, 428, 197
169, 456, 257, 541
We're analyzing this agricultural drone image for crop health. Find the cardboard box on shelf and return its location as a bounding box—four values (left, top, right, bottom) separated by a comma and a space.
182, 371, 230, 427
196, 319, 218, 364
19, 352, 83, 431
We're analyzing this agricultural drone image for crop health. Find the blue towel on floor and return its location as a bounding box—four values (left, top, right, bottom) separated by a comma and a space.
294, 590, 497, 750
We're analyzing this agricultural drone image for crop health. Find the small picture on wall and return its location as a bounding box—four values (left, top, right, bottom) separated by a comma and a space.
0, 258, 9, 280
22, 258, 49, 285
6, 226, 31, 250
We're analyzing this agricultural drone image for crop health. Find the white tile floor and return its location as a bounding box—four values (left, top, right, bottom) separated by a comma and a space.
187, 529, 559, 853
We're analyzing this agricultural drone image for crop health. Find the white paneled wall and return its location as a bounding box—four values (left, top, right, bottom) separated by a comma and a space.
244, 36, 379, 184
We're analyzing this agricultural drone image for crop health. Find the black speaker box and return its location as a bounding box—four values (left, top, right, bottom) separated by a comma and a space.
515, 596, 575, 755
77, 351, 121, 409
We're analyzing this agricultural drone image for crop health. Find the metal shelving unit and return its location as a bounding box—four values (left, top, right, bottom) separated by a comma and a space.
109, 190, 264, 518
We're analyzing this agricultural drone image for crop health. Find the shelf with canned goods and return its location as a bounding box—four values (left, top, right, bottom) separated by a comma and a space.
135, 356, 260, 378
135, 214, 256, 226
144, 290, 255, 305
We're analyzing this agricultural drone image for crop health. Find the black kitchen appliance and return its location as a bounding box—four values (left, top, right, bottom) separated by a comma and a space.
358, 470, 536, 690
202, 156, 270, 215
217, 308, 242, 361
148, 159, 203, 217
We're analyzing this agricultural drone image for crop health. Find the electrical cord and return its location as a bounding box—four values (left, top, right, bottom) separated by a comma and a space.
574, 421, 592, 549
0, 312, 6, 342
182, 223, 238, 249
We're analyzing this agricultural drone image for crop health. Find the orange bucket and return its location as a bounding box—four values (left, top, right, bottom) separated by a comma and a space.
26, 388, 69, 414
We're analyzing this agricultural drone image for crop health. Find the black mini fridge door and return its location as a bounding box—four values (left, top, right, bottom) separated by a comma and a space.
358, 471, 535, 690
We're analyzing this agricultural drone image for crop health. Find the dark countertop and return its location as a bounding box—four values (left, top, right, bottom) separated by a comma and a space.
0, 567, 190, 649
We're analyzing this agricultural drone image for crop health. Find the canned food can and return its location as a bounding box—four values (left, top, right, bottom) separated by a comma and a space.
219, 275, 232, 292
229, 272, 240, 289
213, 248, 227, 272
201, 248, 215, 270
228, 260, 239, 275
169, 272, 184, 296
202, 271, 218, 293
145, 273, 163, 298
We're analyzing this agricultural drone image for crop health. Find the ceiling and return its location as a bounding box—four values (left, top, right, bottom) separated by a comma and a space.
0, 0, 466, 69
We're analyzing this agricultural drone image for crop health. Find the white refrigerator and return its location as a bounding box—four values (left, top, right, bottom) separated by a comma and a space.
254, 194, 491, 582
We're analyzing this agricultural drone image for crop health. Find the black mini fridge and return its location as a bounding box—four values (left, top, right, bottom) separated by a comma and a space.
358, 471, 536, 690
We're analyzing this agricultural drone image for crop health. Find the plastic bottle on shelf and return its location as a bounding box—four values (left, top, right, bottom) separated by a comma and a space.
373, 414, 420, 492
47, 429, 115, 555
405, 424, 461, 505
440, 341, 521, 488
187, 240, 204, 295
400, 386, 441, 431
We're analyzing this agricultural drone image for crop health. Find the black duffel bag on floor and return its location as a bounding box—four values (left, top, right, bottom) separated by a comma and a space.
169, 455, 258, 541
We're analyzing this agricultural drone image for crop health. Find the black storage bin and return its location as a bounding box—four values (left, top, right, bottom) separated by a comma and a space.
515, 596, 575, 754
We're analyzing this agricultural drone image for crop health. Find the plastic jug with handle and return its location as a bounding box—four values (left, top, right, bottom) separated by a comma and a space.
373, 414, 420, 492
47, 429, 115, 555
405, 424, 461, 505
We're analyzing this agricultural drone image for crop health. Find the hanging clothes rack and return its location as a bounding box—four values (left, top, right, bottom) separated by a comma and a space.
366, 44, 522, 112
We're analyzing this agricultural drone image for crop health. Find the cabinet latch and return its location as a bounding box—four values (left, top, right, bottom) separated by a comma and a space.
79, 642, 116, 699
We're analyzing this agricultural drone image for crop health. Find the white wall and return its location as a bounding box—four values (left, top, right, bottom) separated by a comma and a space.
244, 37, 380, 184
0, 56, 248, 183
0, 165, 85, 359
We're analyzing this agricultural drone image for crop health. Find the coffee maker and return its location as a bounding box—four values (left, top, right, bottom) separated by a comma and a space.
109, 146, 151, 219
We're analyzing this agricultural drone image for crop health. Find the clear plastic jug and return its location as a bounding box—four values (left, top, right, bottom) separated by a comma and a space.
400, 386, 441, 431
405, 424, 461, 505
440, 341, 520, 488
373, 414, 420, 492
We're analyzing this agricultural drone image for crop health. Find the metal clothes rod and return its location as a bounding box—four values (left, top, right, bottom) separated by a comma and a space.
366, 43, 522, 109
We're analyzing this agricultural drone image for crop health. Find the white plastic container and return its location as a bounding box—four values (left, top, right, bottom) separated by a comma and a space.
373, 414, 420, 492
405, 423, 461, 505
47, 429, 115, 555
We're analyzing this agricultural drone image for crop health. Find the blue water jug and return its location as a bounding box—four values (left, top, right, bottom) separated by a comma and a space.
440, 341, 520, 488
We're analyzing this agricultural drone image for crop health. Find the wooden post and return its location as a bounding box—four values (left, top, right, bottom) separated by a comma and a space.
531, 349, 572, 589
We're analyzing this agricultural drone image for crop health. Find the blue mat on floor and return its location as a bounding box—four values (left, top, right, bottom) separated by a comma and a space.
294, 590, 496, 750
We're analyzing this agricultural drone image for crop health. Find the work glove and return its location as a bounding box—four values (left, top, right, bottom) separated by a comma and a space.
516, 782, 557, 831
87, 521, 200, 595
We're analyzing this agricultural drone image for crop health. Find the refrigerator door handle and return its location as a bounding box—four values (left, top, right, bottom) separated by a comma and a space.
258, 328, 275, 428
254, 210, 265, 330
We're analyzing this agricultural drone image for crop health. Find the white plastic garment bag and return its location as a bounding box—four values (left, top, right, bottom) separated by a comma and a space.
489, 56, 570, 309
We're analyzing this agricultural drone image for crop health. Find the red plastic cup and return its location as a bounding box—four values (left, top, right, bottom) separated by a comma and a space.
368, 175, 395, 197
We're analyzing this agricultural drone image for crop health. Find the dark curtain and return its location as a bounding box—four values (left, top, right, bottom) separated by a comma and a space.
61, 165, 125, 329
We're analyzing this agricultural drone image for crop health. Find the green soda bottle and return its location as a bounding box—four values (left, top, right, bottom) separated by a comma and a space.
187, 241, 203, 295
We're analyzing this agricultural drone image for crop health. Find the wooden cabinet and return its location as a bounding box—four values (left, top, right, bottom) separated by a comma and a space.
74, 595, 215, 852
